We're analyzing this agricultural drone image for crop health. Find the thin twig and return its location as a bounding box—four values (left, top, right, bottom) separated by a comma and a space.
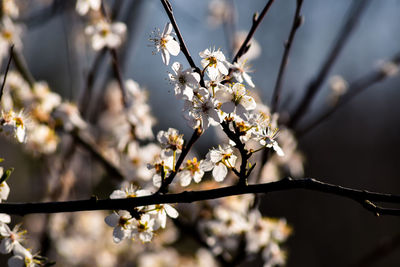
288, 0, 371, 128
270, 0, 303, 113
160, 0, 198, 72
109, 48, 128, 107
297, 51, 400, 136
232, 0, 275, 63
0, 45, 14, 103
2, 177, 400, 216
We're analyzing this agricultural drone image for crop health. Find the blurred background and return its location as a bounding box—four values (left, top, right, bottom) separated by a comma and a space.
1, 0, 400, 266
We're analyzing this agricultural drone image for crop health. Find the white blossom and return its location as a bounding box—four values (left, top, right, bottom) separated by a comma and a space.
131, 214, 155, 242
149, 23, 180, 65
199, 48, 228, 79
200, 145, 237, 182
168, 62, 200, 100
178, 157, 204, 186
157, 128, 184, 153
215, 83, 256, 120
104, 210, 134, 243
148, 204, 179, 229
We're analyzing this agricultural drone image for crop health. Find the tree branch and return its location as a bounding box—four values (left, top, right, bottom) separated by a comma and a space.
232, 0, 275, 63
0, 45, 14, 104
3, 177, 400, 216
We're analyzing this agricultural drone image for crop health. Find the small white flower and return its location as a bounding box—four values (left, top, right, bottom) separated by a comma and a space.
178, 157, 204, 186
7, 242, 39, 267
85, 20, 126, 50
0, 224, 25, 254
157, 128, 184, 152
183, 87, 221, 130
199, 48, 228, 79
131, 214, 155, 242
169, 62, 200, 100
0, 110, 27, 143
110, 184, 150, 200
231, 59, 255, 87
258, 126, 284, 157
104, 210, 134, 243
200, 145, 237, 182
76, 0, 101, 16
215, 83, 256, 120
149, 23, 180, 65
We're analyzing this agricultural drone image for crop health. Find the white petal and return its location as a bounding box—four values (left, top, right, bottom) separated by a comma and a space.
212, 163, 227, 182
171, 62, 181, 74
113, 226, 128, 243
220, 102, 235, 114
0, 214, 10, 224
243, 72, 255, 87
179, 171, 192, 187
105, 213, 120, 227
110, 190, 126, 199
7, 256, 24, 267
273, 143, 285, 157
166, 39, 180, 56
200, 160, 214, 172
193, 169, 204, 183
161, 49, 170, 65
0, 238, 13, 254
165, 205, 179, 218
163, 22, 173, 36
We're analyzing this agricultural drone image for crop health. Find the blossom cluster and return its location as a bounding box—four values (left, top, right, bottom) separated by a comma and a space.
0, 0, 308, 266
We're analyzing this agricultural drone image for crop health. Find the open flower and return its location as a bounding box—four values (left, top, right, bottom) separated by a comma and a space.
216, 83, 256, 120
149, 23, 180, 65
0, 110, 27, 143
169, 62, 200, 100
131, 214, 155, 243
104, 210, 135, 243
200, 145, 237, 182
0, 224, 26, 254
200, 48, 228, 79
157, 128, 184, 153
183, 87, 221, 130
178, 157, 204, 186
258, 126, 284, 157
230, 59, 255, 88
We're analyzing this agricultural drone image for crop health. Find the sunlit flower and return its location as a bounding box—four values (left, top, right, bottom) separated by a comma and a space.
0, 224, 25, 254
178, 157, 204, 186
104, 210, 134, 243
230, 59, 255, 87
0, 110, 27, 143
131, 214, 155, 242
183, 87, 221, 130
258, 126, 284, 157
200, 48, 228, 79
149, 23, 180, 65
200, 145, 237, 182
168, 62, 200, 100
215, 83, 256, 119
157, 128, 184, 152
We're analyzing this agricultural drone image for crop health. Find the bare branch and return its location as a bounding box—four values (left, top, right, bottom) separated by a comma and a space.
3, 177, 400, 216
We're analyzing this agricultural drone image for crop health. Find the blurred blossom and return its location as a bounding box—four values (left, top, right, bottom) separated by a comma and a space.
85, 19, 127, 51
75, 0, 101, 16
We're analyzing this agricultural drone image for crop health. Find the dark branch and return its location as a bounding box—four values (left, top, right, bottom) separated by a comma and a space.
288, 0, 371, 128
3, 177, 400, 216
232, 0, 275, 63
160, 0, 198, 71
270, 0, 303, 113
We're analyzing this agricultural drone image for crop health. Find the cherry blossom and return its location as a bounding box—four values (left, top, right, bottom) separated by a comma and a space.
149, 23, 180, 65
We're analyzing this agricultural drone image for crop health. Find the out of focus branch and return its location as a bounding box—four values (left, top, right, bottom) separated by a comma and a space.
232, 0, 275, 63
271, 0, 303, 113
298, 51, 400, 136
289, 0, 371, 128
3, 177, 400, 216
0, 45, 14, 103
